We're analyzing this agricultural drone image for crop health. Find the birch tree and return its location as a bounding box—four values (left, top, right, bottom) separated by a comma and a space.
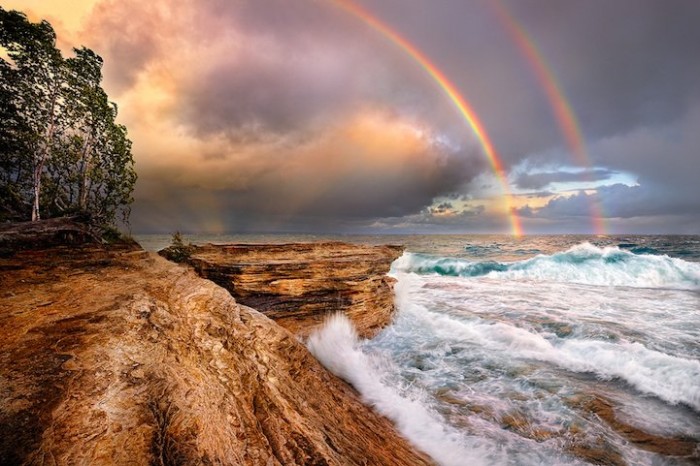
0, 8, 66, 221
0, 7, 136, 226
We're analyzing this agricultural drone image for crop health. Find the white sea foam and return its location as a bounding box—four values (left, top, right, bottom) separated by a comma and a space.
392, 242, 700, 289
554, 339, 700, 410
393, 283, 700, 412
311, 239, 700, 464
307, 314, 498, 466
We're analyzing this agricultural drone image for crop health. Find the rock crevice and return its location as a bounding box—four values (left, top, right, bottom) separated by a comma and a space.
160, 242, 404, 338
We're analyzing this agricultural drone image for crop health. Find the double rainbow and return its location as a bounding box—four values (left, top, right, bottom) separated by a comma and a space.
330, 0, 523, 236
490, 0, 607, 234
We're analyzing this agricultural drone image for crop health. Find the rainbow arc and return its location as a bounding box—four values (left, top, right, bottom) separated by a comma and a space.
330, 0, 523, 236
491, 0, 607, 234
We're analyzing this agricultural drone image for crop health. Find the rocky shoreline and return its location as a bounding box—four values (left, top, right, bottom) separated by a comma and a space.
159, 242, 404, 338
0, 219, 430, 465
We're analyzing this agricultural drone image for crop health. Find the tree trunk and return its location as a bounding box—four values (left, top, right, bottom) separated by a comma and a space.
31, 147, 49, 221
78, 136, 92, 211
31, 167, 41, 221
31, 82, 59, 221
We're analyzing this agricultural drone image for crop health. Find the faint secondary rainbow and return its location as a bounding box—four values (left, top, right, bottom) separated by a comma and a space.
491, 0, 607, 234
329, 0, 523, 236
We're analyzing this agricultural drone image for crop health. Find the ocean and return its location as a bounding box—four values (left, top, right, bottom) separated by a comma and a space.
137, 234, 700, 465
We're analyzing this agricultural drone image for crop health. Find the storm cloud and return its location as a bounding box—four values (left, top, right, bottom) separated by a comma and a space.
9, 0, 699, 233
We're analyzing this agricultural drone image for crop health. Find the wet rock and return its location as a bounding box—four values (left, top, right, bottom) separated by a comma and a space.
573, 394, 699, 458
565, 436, 626, 466
500, 411, 558, 442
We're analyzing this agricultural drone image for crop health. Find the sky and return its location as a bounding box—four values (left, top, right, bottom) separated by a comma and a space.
3, 0, 700, 234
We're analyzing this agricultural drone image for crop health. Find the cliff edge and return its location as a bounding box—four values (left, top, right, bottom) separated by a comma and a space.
160, 242, 404, 338
0, 223, 430, 465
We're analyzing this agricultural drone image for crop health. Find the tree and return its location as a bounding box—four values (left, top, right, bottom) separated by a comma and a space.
0, 8, 66, 221
0, 7, 136, 226
0, 53, 32, 219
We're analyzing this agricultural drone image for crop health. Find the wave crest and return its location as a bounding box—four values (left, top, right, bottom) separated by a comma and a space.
307, 314, 495, 466
392, 243, 700, 289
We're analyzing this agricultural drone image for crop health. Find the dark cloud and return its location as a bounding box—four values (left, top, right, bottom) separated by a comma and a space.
129, 110, 484, 233
88, 0, 446, 139
74, 0, 700, 232
522, 191, 555, 199
522, 183, 700, 220
507, 0, 700, 141
516, 190, 597, 219
359, 204, 492, 234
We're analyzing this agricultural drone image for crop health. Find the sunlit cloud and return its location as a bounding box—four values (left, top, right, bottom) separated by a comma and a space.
4, 0, 699, 233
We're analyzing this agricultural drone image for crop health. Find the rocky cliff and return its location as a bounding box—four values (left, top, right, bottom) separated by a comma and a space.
160, 242, 404, 338
0, 223, 431, 465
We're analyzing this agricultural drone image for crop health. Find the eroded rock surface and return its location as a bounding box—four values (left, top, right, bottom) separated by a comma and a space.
160, 242, 404, 338
0, 242, 431, 465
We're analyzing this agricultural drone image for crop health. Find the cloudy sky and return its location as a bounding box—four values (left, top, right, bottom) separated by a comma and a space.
4, 0, 700, 234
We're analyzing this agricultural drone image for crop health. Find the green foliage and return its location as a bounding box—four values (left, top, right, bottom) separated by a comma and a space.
167, 231, 194, 263
101, 225, 127, 244
0, 7, 136, 226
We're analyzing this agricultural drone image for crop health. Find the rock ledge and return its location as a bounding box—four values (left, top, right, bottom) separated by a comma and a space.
0, 224, 430, 465
160, 242, 404, 338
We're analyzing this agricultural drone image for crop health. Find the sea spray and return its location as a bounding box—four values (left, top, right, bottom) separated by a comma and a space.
307, 314, 497, 466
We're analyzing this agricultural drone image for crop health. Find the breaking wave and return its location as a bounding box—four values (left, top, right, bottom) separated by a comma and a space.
307, 314, 497, 466
392, 242, 700, 289
419, 311, 700, 411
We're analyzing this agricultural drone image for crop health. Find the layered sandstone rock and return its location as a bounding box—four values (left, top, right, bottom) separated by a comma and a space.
0, 234, 431, 465
160, 242, 404, 338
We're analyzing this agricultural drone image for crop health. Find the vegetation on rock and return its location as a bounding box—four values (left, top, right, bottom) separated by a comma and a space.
163, 231, 194, 263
